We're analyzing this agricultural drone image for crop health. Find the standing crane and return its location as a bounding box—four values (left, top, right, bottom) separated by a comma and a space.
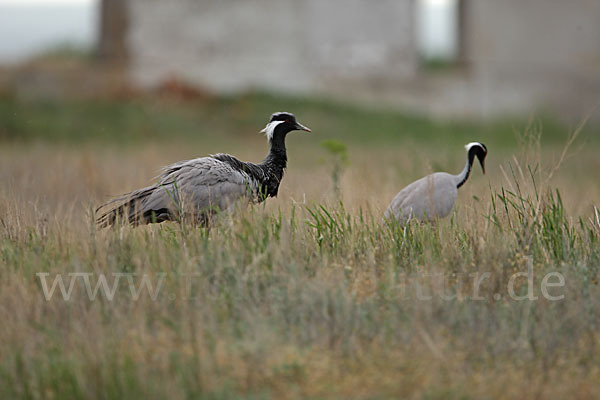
384, 142, 487, 223
96, 112, 311, 227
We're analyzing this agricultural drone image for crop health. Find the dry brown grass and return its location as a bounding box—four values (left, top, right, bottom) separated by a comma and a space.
0, 115, 599, 399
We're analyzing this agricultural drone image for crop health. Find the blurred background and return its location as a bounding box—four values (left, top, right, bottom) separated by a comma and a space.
1, 0, 599, 119
0, 0, 599, 217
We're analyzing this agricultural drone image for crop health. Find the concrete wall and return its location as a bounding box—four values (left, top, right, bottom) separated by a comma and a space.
122, 0, 600, 120
98, 0, 129, 64
127, 0, 417, 94
463, 0, 600, 118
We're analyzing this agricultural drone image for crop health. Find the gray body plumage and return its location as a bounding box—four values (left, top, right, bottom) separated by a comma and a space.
157, 156, 261, 209
384, 172, 459, 223
97, 156, 261, 226
384, 142, 487, 224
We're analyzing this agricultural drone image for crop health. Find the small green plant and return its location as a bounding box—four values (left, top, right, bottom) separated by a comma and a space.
320, 139, 349, 198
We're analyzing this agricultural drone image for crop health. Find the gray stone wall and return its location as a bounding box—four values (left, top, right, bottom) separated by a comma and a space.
122, 0, 599, 120
464, 0, 600, 118
126, 0, 417, 93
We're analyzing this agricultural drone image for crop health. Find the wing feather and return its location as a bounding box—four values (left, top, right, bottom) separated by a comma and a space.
384, 173, 458, 223
97, 157, 259, 226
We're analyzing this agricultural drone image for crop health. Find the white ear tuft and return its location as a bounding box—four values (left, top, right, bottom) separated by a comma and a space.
260, 120, 285, 141
465, 142, 483, 151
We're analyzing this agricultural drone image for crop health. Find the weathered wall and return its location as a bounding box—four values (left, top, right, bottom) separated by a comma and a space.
126, 0, 417, 93
98, 0, 129, 64
122, 0, 599, 120
463, 0, 600, 118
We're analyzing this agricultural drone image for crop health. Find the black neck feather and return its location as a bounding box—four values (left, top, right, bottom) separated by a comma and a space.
211, 139, 287, 200
456, 145, 484, 189
456, 156, 473, 189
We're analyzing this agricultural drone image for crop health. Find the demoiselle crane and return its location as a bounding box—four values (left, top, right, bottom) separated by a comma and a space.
96, 112, 311, 227
384, 142, 487, 224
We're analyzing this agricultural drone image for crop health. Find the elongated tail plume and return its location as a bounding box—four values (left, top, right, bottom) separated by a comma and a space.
96, 185, 172, 227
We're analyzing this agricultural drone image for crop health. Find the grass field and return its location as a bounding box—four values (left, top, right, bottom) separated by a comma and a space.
0, 93, 599, 399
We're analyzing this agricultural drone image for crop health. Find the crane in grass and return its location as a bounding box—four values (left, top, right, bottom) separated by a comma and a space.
96, 112, 311, 227
384, 142, 487, 224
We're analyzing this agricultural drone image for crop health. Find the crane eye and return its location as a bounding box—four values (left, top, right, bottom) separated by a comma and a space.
285, 119, 290, 123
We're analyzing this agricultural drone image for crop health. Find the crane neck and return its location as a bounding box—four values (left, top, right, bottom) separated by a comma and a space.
261, 136, 288, 172
455, 153, 474, 189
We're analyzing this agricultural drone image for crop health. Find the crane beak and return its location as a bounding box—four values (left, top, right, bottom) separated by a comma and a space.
295, 122, 312, 132
480, 159, 486, 174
